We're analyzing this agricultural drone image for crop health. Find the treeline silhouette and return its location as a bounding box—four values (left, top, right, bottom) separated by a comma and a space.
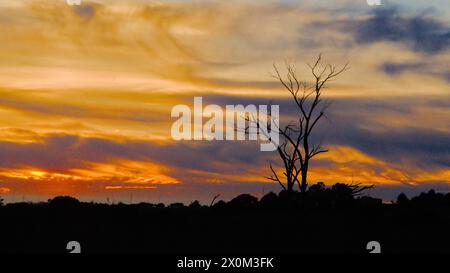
1, 182, 449, 253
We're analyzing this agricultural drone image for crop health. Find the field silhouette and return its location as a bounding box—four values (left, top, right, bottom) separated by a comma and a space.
1, 182, 449, 253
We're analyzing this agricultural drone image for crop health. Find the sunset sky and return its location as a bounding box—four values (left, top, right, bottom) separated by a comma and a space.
0, 0, 449, 203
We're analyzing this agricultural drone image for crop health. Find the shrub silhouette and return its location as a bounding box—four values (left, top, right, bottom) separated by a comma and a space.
409, 190, 450, 208
48, 196, 80, 208
331, 183, 356, 207
156, 203, 165, 208
308, 182, 326, 193
212, 200, 226, 209
169, 203, 185, 209
357, 196, 382, 208
228, 194, 258, 209
189, 200, 202, 209
259, 192, 279, 209
397, 193, 409, 205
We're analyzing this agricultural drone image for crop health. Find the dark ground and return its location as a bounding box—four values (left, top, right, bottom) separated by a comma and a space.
1, 184, 449, 253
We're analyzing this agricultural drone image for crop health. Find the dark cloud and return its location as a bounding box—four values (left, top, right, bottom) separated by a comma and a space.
201, 94, 447, 170
317, 98, 450, 170
299, 6, 450, 81
326, 125, 450, 170
195, 94, 450, 172
380, 60, 450, 82
0, 135, 82, 170
381, 61, 426, 75
351, 7, 450, 54
302, 6, 450, 55
73, 3, 97, 19
3, 94, 448, 173
0, 134, 271, 175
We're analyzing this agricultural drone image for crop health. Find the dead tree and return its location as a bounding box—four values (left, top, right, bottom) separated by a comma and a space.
265, 123, 303, 192
267, 54, 348, 193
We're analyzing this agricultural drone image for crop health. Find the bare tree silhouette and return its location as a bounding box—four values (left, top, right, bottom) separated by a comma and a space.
266, 54, 349, 193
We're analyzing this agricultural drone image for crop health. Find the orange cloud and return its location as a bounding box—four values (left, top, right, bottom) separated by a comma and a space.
0, 187, 11, 194
105, 185, 157, 190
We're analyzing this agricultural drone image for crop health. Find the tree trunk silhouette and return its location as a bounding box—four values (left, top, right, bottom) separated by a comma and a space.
266, 54, 348, 193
